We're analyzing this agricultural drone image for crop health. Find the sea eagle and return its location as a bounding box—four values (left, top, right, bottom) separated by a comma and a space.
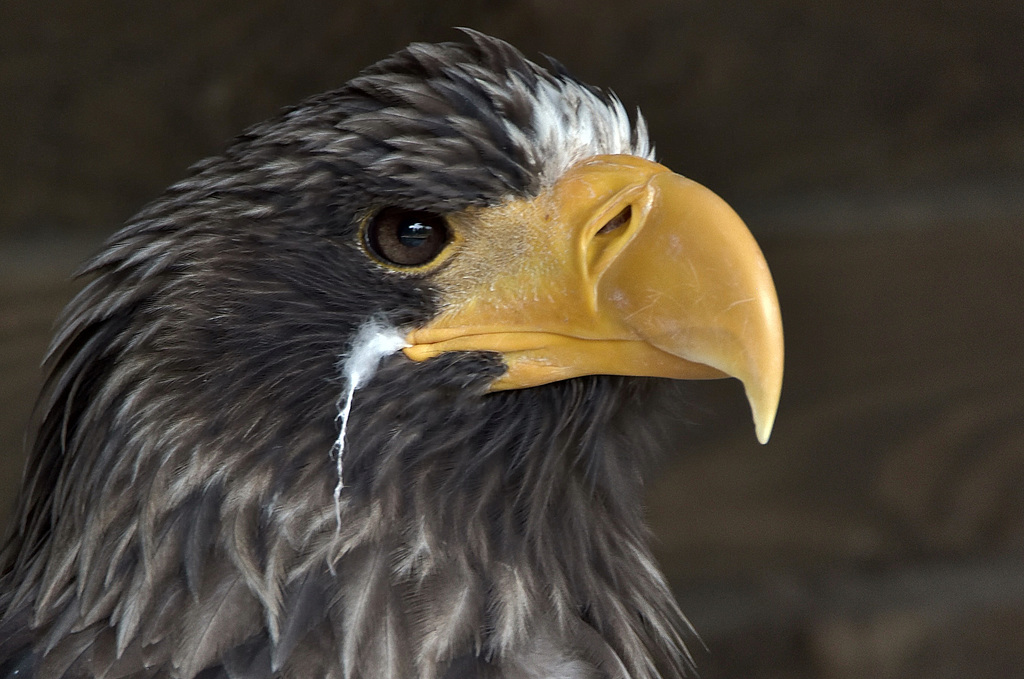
0, 31, 783, 679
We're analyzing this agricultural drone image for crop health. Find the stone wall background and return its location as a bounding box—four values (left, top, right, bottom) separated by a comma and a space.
2, 2, 1023, 677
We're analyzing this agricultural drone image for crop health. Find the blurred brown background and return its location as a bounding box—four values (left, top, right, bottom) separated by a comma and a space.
2, 1, 1023, 677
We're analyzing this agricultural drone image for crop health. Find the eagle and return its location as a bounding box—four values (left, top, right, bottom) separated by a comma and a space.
0, 31, 783, 679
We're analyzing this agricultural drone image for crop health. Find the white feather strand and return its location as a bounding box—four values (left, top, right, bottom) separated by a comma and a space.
332, 319, 409, 531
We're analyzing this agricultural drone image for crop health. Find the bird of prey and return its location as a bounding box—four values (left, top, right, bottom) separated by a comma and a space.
0, 31, 782, 679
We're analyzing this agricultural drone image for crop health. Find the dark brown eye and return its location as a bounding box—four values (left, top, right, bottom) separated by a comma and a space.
365, 208, 450, 267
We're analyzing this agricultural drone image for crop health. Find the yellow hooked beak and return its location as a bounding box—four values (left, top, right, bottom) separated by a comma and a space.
403, 155, 783, 443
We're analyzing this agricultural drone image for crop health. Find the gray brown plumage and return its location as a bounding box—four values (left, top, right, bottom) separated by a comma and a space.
0, 30, 783, 679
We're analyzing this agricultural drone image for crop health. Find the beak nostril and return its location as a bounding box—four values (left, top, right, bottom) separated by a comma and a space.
596, 205, 631, 235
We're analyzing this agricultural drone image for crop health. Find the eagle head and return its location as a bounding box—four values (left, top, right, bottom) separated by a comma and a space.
0, 31, 782, 679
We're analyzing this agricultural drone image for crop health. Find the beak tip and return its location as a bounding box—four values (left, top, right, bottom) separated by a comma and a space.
748, 384, 781, 445
740, 361, 782, 445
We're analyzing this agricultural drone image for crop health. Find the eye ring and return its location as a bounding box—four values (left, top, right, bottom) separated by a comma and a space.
364, 207, 450, 267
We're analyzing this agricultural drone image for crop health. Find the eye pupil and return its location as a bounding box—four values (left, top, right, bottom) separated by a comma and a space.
397, 221, 433, 248
366, 208, 450, 267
